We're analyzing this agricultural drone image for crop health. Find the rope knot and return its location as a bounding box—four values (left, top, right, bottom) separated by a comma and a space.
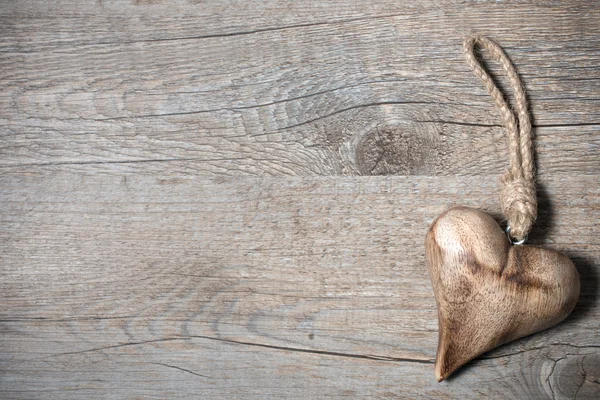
500, 173, 537, 241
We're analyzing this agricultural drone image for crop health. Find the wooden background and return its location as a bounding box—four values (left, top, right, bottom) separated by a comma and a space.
1, 1, 599, 398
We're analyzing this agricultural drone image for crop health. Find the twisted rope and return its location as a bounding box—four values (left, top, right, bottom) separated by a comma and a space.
464, 35, 537, 242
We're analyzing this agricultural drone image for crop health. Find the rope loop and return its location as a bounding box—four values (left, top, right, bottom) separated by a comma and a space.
464, 35, 537, 243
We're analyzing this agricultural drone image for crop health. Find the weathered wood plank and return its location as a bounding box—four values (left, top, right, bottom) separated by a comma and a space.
0, 173, 598, 398
1, 1, 599, 176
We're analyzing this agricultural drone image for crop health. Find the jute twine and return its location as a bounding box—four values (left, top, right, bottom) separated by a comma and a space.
464, 35, 537, 243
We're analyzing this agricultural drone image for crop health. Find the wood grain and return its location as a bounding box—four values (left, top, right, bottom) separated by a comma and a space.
1, 0, 599, 398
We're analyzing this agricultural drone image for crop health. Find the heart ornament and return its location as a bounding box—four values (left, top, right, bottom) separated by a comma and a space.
426, 207, 580, 381
426, 36, 580, 381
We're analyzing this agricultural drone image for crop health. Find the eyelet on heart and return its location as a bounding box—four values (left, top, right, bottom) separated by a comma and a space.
505, 226, 527, 245
425, 206, 580, 382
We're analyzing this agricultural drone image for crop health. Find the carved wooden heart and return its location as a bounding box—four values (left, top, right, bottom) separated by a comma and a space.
425, 206, 580, 381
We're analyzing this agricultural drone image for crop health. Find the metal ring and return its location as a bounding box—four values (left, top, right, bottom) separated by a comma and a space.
505, 226, 527, 245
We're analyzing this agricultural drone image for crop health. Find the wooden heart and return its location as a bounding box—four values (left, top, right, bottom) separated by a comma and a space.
425, 206, 580, 381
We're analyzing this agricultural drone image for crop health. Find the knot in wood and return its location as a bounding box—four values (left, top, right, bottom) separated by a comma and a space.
355, 123, 439, 176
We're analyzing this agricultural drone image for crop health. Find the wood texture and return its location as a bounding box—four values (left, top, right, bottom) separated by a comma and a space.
1, 0, 599, 398
426, 207, 580, 381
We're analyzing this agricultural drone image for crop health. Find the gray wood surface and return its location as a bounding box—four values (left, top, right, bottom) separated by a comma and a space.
1, 1, 599, 398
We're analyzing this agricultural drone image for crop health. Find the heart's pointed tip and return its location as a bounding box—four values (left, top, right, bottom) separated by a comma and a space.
435, 338, 473, 382
435, 371, 445, 382
434, 350, 451, 382
434, 361, 450, 382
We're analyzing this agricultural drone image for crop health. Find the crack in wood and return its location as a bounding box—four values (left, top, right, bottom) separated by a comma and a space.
38, 337, 189, 359
152, 363, 212, 379
545, 355, 566, 400
91, 78, 416, 121
273, 101, 438, 132
34, 334, 434, 364
480, 343, 600, 360
418, 120, 600, 128
187, 334, 435, 364
1, 12, 410, 52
